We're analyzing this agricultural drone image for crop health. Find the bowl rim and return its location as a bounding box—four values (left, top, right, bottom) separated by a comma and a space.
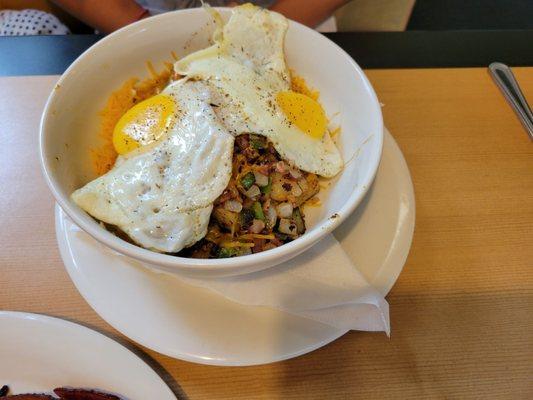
39, 7, 383, 273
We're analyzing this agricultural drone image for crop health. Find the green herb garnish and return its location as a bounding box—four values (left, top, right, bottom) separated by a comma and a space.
250, 134, 266, 150
218, 247, 237, 258
260, 177, 272, 194
239, 208, 255, 227
252, 201, 265, 221
240, 172, 255, 190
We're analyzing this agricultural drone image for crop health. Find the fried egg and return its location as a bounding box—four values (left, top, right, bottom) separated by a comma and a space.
72, 81, 234, 252
175, 4, 343, 178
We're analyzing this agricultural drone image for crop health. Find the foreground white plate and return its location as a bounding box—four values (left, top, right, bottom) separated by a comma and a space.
56, 130, 414, 366
0, 311, 176, 398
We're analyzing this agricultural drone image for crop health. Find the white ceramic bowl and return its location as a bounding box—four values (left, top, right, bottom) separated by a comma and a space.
40, 8, 383, 278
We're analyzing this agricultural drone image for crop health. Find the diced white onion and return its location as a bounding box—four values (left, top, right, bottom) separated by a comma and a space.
224, 200, 242, 213
253, 171, 269, 187
276, 202, 293, 218
275, 161, 287, 173
244, 185, 261, 199
266, 205, 277, 227
250, 219, 266, 233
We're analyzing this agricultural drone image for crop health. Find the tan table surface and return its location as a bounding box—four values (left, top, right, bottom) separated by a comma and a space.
1, 68, 532, 399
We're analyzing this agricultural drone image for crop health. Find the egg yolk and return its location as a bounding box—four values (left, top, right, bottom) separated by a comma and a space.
113, 94, 176, 155
276, 91, 327, 139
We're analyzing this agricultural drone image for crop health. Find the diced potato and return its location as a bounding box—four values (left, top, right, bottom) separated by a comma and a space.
213, 207, 239, 233
270, 172, 291, 202
295, 173, 319, 206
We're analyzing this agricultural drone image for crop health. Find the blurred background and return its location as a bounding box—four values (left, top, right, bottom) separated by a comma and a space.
1, 0, 532, 35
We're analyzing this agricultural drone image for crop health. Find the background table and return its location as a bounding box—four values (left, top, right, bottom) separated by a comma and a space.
1, 34, 532, 399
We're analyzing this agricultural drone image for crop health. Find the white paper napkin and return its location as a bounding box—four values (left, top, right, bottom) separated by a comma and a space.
180, 234, 390, 334
72, 222, 389, 334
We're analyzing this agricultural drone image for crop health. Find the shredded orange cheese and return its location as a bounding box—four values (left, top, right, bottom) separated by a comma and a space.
290, 69, 319, 101
330, 126, 341, 138
134, 61, 173, 102
91, 77, 137, 176
91, 61, 174, 175
238, 234, 276, 240
220, 242, 256, 248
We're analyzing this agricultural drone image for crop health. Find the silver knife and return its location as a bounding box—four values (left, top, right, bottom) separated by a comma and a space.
489, 62, 533, 140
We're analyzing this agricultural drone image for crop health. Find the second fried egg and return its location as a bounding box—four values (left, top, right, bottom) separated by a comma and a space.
175, 4, 343, 178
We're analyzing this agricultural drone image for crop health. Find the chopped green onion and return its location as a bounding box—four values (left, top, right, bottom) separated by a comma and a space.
293, 207, 305, 234
274, 232, 290, 242
250, 135, 266, 150
240, 172, 255, 190
218, 247, 237, 258
260, 177, 272, 194
252, 201, 265, 221
239, 208, 255, 228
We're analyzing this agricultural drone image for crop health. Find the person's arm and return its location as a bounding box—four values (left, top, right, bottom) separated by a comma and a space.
51, 0, 147, 33
52, 0, 348, 34
270, 0, 349, 27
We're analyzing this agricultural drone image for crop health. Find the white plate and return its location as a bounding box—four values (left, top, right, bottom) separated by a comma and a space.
0, 311, 176, 398
56, 129, 414, 366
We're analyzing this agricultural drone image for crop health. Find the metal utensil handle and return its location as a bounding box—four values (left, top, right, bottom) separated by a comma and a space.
489, 62, 533, 140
